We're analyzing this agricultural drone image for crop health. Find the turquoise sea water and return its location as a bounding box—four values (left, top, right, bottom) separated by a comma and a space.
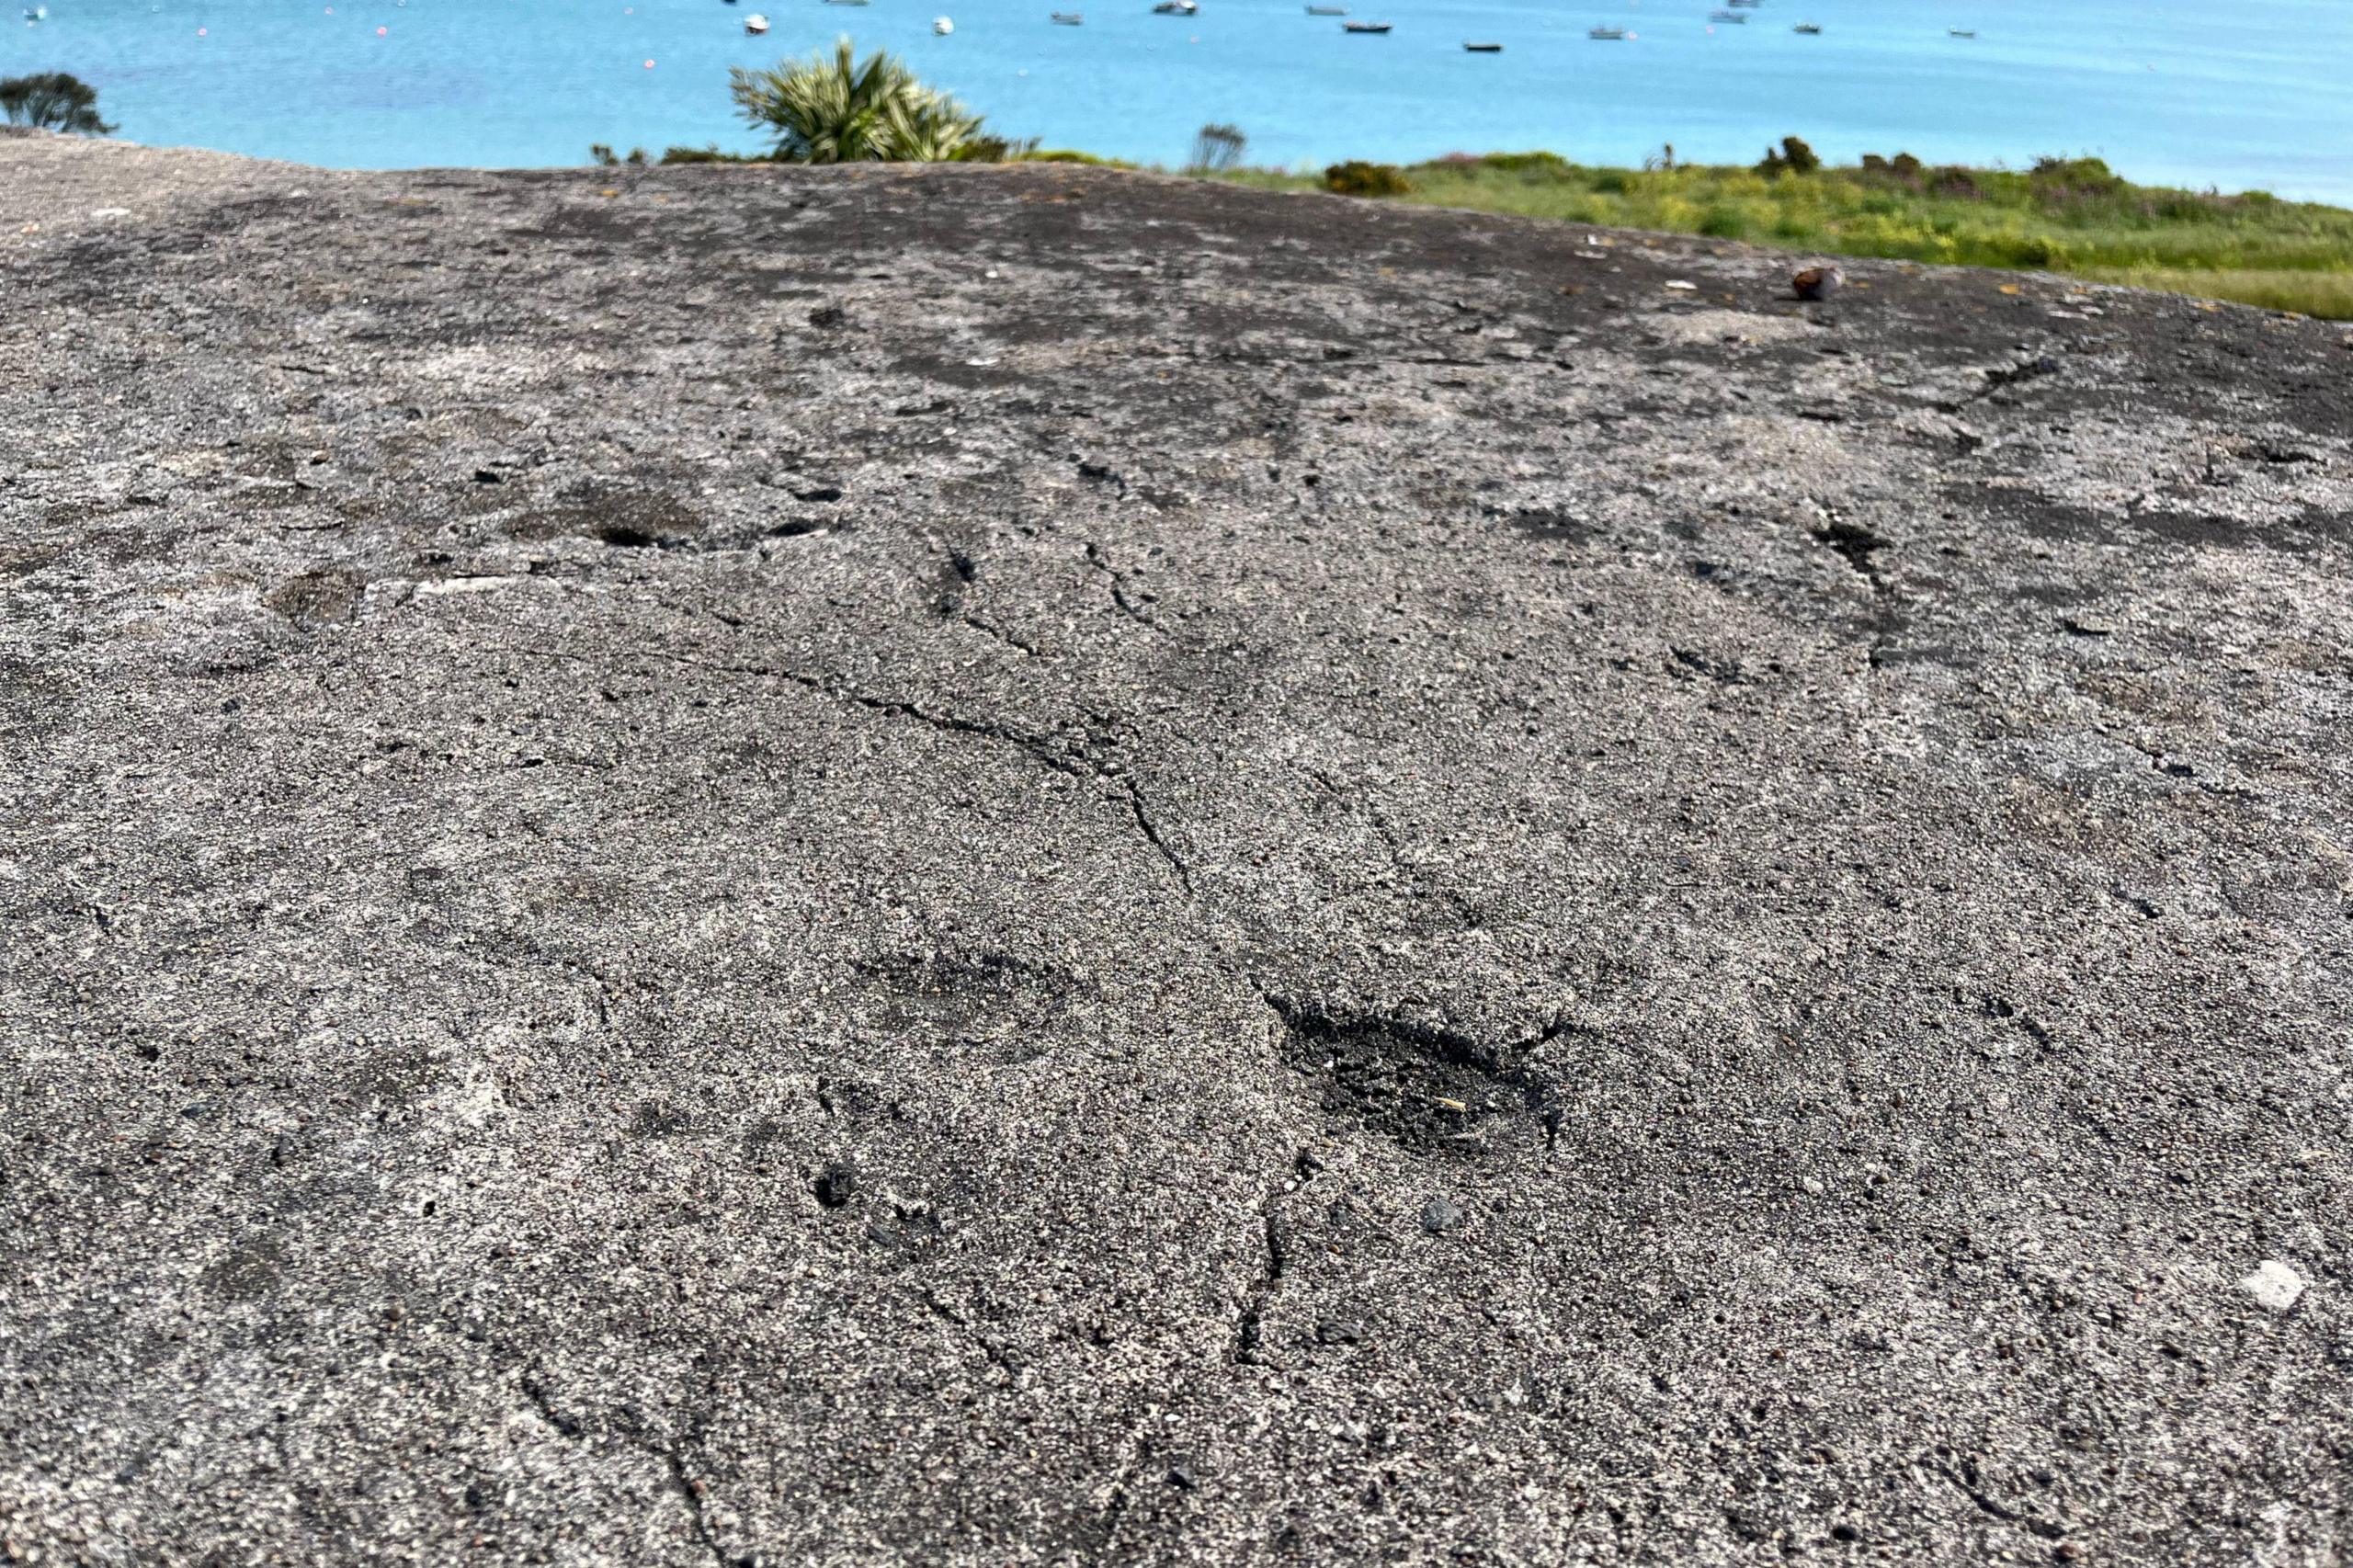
7, 0, 2353, 199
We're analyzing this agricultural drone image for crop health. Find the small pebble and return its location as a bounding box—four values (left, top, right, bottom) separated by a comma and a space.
1420, 1197, 1465, 1233
2238, 1259, 2305, 1312
1792, 264, 1845, 301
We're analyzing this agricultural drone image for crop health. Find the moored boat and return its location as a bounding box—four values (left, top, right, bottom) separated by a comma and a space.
1463, 39, 1501, 50
744, 11, 768, 30
1588, 24, 1630, 38
1342, 19, 1392, 32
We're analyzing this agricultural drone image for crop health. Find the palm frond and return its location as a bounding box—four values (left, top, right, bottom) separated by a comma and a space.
732, 38, 993, 164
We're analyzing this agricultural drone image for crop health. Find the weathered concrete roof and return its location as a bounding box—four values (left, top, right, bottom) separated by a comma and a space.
3, 132, 2348, 1564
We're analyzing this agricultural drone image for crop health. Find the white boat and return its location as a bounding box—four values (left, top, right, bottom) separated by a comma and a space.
1949, 27, 1975, 36
744, 12, 768, 31
1343, 18, 1391, 31
1152, 1, 1198, 14
933, 14, 953, 30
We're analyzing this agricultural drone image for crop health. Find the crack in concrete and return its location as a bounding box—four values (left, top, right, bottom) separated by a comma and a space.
959, 611, 1046, 660
1302, 764, 1477, 926
517, 1365, 733, 1568
651, 1437, 733, 1568
475, 638, 1195, 893
920, 1287, 1021, 1376
1928, 1459, 2068, 1541
1083, 542, 1171, 636
1231, 1187, 1291, 1366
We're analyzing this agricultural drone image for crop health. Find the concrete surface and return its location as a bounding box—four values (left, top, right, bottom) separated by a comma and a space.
2, 131, 2348, 1565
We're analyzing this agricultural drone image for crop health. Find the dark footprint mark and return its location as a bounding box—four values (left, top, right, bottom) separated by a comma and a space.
1263, 994, 1565, 1157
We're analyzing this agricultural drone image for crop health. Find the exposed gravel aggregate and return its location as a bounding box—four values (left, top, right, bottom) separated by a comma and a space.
3, 131, 2348, 1565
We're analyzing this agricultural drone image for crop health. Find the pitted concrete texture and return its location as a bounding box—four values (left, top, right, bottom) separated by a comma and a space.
2, 131, 2349, 1565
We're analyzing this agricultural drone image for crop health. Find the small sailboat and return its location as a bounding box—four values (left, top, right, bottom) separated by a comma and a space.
1949, 26, 1975, 36
933, 14, 953, 31
1152, 1, 1197, 14
1709, 9, 1748, 21
1343, 18, 1391, 31
1792, 20, 1820, 31
1463, 39, 1501, 50
744, 11, 769, 29
1051, 9, 1083, 19
1588, 24, 1630, 38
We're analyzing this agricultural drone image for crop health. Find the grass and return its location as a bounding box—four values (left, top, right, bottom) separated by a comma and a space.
1210, 152, 2353, 318
2074, 266, 2353, 318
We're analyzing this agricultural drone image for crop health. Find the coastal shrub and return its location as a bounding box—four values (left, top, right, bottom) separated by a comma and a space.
1186, 122, 1247, 176
953, 132, 1041, 163
732, 39, 989, 163
658, 143, 765, 164
1859, 152, 1927, 189
1480, 151, 1573, 176
1323, 161, 1412, 198
0, 73, 114, 135
2030, 155, 2122, 191
589, 143, 650, 166
1697, 205, 1751, 239
1756, 136, 1820, 177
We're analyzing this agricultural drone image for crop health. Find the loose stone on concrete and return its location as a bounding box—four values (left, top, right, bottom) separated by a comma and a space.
2239, 1259, 2308, 1313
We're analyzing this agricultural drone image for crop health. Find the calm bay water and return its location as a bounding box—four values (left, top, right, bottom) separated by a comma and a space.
7, 0, 2352, 200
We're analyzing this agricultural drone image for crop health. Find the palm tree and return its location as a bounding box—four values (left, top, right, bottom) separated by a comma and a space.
0, 73, 115, 135
730, 39, 983, 164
